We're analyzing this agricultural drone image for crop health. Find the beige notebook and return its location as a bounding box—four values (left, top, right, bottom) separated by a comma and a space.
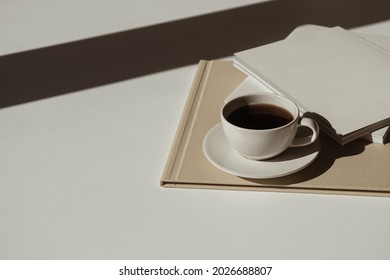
160, 60, 390, 197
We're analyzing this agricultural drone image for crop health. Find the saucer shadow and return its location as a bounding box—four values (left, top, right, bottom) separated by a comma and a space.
243, 131, 369, 185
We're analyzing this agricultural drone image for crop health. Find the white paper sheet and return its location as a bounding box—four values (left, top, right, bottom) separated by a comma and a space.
234, 25, 390, 144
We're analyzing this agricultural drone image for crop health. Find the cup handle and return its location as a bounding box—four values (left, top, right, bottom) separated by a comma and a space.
290, 117, 319, 147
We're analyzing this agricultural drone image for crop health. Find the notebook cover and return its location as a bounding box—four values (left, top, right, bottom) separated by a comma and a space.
160, 60, 390, 197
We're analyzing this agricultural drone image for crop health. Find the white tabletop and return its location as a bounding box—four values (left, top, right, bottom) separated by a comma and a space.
1, 1, 390, 260
0, 0, 265, 56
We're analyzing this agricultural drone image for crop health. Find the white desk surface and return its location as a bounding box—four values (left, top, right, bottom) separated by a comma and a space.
1, 1, 390, 259
0, 0, 265, 56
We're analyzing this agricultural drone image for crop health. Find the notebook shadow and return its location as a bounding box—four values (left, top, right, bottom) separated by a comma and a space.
243, 131, 370, 185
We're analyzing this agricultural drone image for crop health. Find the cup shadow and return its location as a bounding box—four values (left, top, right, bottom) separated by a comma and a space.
243, 131, 370, 185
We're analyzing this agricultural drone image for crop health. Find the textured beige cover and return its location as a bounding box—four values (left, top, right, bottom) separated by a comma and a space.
160, 60, 390, 197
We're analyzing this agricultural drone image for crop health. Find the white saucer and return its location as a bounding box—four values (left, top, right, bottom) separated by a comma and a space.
203, 123, 321, 179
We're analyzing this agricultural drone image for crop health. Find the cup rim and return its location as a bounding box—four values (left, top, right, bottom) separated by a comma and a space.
221, 93, 300, 131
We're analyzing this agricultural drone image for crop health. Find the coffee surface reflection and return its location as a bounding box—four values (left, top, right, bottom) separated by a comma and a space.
227, 103, 294, 130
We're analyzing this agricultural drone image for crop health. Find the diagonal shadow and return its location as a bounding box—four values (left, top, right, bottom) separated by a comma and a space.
2, 0, 390, 108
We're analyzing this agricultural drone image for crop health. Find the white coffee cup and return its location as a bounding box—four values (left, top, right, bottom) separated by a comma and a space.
221, 93, 319, 160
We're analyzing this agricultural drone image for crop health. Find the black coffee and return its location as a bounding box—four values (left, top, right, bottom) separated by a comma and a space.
227, 103, 294, 129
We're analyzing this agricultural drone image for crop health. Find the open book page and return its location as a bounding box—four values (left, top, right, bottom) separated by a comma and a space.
234, 25, 390, 144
